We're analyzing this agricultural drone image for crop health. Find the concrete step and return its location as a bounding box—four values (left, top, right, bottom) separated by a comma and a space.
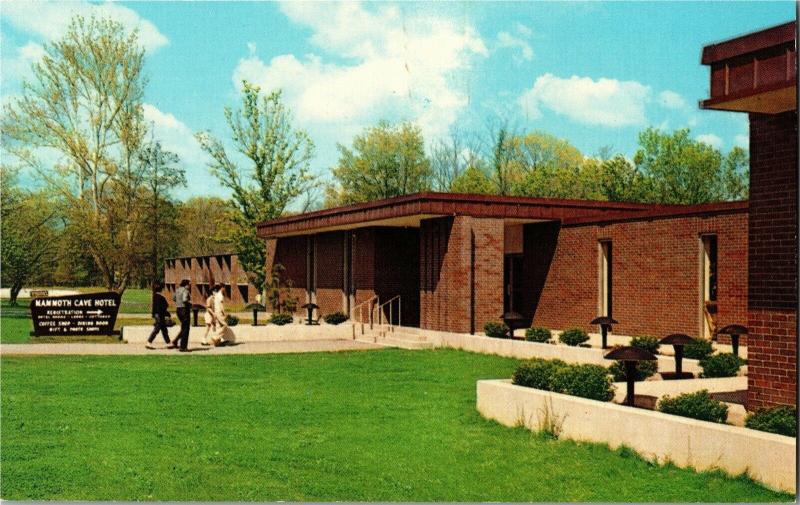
379, 336, 435, 350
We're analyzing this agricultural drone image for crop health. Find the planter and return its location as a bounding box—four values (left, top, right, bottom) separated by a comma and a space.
477, 379, 795, 493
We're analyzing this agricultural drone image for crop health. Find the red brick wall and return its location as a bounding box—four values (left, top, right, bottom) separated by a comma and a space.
528, 211, 748, 340
747, 111, 798, 409
420, 216, 503, 333
314, 231, 345, 316
267, 235, 308, 314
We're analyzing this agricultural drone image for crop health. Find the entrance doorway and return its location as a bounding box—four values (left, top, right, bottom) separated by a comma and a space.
504, 254, 523, 313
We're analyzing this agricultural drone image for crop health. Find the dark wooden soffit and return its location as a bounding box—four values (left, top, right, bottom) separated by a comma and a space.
256, 192, 743, 238
701, 21, 796, 114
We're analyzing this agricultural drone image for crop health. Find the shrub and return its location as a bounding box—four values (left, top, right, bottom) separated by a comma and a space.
608, 360, 658, 382
683, 338, 714, 360
700, 353, 742, 378
484, 321, 509, 339
525, 327, 551, 343
323, 311, 348, 325
512, 359, 568, 390
558, 328, 589, 347
552, 364, 615, 402
269, 312, 293, 326
630, 335, 660, 354
745, 406, 797, 437
657, 390, 728, 423
225, 315, 239, 327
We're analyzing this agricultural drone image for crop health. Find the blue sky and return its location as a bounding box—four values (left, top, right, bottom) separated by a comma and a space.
2, 1, 795, 200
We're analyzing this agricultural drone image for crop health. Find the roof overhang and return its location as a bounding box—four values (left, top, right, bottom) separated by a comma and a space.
700, 21, 796, 114
257, 192, 653, 238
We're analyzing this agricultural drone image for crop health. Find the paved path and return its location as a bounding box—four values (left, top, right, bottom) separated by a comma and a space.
0, 339, 382, 356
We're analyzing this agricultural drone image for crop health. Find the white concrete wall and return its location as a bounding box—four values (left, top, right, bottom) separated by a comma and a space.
477, 379, 796, 493
122, 322, 354, 344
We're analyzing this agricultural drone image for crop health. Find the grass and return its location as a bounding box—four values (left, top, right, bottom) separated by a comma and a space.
0, 349, 792, 502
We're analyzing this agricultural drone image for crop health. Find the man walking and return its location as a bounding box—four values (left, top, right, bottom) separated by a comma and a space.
171, 279, 192, 352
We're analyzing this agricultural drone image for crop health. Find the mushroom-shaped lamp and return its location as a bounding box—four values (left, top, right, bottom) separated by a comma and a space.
245, 302, 266, 326
659, 333, 695, 379
500, 311, 531, 339
591, 316, 618, 349
301, 302, 320, 326
604, 346, 657, 407
191, 303, 206, 327
716, 324, 747, 358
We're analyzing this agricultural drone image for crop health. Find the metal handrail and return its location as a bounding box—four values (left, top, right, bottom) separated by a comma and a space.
377, 295, 401, 328
351, 295, 379, 330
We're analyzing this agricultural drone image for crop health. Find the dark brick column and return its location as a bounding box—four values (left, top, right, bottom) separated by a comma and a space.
420, 216, 504, 334
747, 111, 798, 409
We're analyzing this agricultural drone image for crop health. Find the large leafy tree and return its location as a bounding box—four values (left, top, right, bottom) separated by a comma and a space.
327, 121, 432, 206
633, 128, 748, 204
139, 141, 186, 281
196, 81, 315, 291
175, 197, 237, 257
0, 169, 61, 305
2, 15, 150, 293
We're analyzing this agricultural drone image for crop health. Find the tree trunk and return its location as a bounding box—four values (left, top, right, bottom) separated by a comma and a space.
9, 283, 23, 306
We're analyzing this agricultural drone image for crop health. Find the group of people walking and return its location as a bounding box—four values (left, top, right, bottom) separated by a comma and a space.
146, 279, 230, 351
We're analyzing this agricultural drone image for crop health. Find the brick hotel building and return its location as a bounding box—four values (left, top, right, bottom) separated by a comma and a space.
168, 21, 796, 410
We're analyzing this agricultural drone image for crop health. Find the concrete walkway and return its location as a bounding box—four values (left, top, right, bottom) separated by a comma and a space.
0, 339, 382, 356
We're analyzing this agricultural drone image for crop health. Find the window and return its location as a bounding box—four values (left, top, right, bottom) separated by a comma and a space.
701, 235, 718, 302
599, 241, 612, 317
701, 235, 718, 339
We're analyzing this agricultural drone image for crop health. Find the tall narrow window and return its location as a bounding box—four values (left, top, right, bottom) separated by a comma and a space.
599, 241, 612, 317
701, 235, 718, 339
701, 235, 718, 302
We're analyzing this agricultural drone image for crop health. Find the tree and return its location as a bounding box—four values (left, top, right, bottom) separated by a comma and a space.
326, 121, 431, 206
0, 169, 61, 304
720, 147, 749, 201
450, 164, 495, 194
139, 141, 186, 281
429, 130, 480, 191
633, 128, 728, 204
2, 15, 149, 293
175, 197, 237, 257
196, 81, 315, 291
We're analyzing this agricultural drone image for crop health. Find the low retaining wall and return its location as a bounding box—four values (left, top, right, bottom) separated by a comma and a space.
422, 331, 701, 374
122, 322, 354, 344
477, 379, 796, 493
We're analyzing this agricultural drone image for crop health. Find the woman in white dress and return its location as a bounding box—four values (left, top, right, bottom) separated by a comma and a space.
201, 287, 218, 346
213, 284, 229, 346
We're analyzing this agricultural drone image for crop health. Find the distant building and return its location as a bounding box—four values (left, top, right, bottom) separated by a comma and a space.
164, 253, 258, 307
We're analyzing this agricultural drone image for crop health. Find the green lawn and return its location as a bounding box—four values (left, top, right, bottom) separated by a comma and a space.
0, 349, 791, 501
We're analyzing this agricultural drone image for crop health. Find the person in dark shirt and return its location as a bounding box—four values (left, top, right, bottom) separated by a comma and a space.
146, 282, 172, 349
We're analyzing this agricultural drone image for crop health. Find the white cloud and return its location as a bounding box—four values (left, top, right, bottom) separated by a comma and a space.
696, 133, 723, 149
2, 0, 168, 52
734, 134, 749, 149
658, 90, 687, 110
1, 39, 46, 87
518, 73, 651, 127
495, 22, 533, 63
232, 2, 488, 140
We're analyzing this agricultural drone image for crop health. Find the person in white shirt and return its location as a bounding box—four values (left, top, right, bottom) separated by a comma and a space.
201, 286, 218, 346
213, 284, 230, 346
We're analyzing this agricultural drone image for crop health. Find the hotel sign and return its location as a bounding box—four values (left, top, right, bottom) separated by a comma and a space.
30, 292, 121, 337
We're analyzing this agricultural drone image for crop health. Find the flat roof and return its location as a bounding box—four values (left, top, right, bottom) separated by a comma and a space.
257, 192, 747, 238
